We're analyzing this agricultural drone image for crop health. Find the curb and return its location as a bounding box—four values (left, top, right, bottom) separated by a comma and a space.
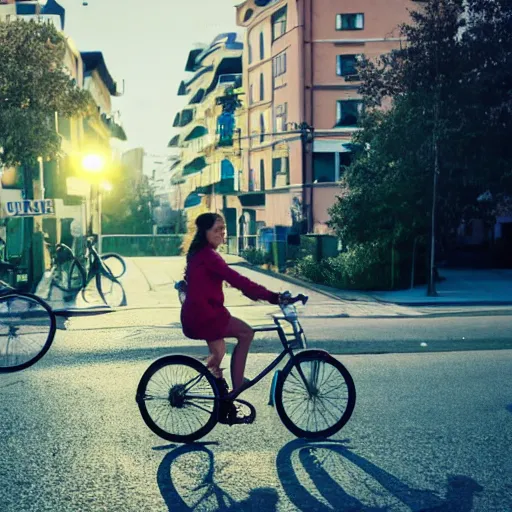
233, 262, 376, 303
53, 305, 114, 317
377, 300, 512, 307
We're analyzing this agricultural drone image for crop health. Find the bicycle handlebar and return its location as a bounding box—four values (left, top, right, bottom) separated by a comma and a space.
280, 292, 309, 306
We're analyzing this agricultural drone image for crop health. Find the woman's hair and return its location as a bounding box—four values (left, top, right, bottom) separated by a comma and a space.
186, 212, 223, 262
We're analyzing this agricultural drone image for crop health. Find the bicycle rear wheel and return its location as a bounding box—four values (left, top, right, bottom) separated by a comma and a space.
136, 355, 219, 443
0, 293, 56, 373
96, 272, 127, 307
101, 253, 126, 279
275, 349, 356, 439
52, 258, 86, 293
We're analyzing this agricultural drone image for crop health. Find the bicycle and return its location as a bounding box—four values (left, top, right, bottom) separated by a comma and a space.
74, 237, 127, 307
0, 280, 57, 373
136, 292, 356, 443
48, 243, 87, 293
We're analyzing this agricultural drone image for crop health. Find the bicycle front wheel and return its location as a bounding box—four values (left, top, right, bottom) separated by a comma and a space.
0, 293, 56, 373
136, 355, 219, 443
101, 253, 126, 279
275, 350, 356, 439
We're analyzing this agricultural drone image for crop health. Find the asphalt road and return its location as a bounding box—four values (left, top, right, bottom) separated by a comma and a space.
1, 304, 512, 511
1, 257, 511, 511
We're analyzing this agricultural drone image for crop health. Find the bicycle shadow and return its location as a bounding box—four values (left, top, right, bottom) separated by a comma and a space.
276, 439, 483, 512
156, 444, 279, 511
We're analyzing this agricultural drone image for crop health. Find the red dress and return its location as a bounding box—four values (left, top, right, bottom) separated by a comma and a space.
181, 246, 280, 341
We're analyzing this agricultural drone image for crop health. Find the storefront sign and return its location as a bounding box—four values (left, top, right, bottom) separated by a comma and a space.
4, 199, 55, 217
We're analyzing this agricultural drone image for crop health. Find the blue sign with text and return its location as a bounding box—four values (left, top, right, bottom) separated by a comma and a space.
4, 199, 55, 217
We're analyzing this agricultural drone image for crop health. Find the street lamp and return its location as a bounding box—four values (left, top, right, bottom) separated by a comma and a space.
82, 154, 106, 174
81, 153, 107, 252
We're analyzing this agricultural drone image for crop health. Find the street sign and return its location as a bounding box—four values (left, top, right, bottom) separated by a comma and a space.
4, 199, 56, 217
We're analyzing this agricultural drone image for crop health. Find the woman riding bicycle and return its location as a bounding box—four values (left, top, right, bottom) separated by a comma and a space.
181, 212, 283, 424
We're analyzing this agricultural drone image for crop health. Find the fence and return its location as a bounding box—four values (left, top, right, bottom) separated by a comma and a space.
101, 235, 184, 257
224, 233, 339, 272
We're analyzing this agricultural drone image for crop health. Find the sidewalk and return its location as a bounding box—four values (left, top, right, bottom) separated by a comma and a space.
370, 269, 512, 306
36, 254, 512, 314
234, 263, 512, 307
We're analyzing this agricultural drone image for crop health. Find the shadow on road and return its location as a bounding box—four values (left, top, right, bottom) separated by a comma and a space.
156, 444, 279, 511
276, 439, 483, 512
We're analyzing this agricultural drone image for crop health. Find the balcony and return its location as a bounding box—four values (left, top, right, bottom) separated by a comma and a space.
216, 112, 236, 147
215, 73, 242, 92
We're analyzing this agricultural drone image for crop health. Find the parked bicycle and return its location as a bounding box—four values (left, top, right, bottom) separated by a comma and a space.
136, 292, 356, 443
0, 280, 57, 373
48, 243, 87, 293
75, 237, 127, 307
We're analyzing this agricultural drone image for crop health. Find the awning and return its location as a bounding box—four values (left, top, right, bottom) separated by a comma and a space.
313, 139, 353, 153
184, 125, 208, 141
183, 156, 207, 176
168, 135, 180, 147
179, 108, 194, 127
184, 192, 203, 209
189, 88, 205, 105
177, 81, 187, 96
170, 160, 181, 171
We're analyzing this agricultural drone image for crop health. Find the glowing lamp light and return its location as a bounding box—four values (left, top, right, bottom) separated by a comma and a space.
82, 154, 106, 173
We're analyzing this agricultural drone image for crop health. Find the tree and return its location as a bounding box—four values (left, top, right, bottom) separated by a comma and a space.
101, 170, 156, 235
0, 19, 91, 168
328, 0, 512, 289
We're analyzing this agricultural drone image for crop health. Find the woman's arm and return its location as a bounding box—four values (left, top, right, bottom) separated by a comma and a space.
206, 250, 280, 304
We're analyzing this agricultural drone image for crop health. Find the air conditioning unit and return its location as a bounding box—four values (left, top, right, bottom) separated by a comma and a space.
344, 74, 360, 82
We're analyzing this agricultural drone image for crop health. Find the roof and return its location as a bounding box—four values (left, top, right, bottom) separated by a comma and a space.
80, 51, 118, 96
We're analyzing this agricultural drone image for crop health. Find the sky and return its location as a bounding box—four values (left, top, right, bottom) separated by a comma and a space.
59, 0, 241, 164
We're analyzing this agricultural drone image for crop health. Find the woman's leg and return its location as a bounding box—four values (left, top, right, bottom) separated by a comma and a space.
205, 339, 226, 379
224, 317, 255, 391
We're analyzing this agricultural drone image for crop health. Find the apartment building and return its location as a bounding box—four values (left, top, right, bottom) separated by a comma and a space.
235, 0, 421, 234
167, 32, 245, 246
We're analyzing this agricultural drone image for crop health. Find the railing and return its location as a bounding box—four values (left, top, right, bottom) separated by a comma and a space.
101, 235, 184, 257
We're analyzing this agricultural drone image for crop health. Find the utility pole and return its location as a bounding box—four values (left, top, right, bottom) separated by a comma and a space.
299, 122, 314, 234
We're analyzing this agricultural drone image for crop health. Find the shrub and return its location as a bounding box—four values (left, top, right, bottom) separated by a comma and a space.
240, 247, 272, 266
290, 242, 399, 290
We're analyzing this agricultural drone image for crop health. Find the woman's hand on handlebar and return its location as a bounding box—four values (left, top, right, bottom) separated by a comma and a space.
278, 291, 309, 306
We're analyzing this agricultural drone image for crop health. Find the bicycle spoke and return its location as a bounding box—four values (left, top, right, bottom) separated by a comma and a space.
278, 356, 354, 435
140, 360, 217, 438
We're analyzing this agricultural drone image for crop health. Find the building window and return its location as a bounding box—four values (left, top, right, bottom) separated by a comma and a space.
274, 103, 287, 132
336, 13, 364, 30
272, 157, 290, 188
250, 84, 254, 104
249, 168, 255, 191
272, 52, 287, 77
259, 113, 265, 143
336, 100, 363, 127
259, 159, 266, 191
248, 43, 253, 65
259, 32, 265, 60
336, 55, 358, 77
271, 6, 287, 41
259, 73, 264, 101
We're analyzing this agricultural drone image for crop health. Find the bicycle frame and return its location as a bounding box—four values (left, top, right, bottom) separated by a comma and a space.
184, 308, 313, 403
84, 240, 113, 282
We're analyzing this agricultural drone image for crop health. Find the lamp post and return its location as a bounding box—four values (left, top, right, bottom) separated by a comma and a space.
81, 153, 106, 252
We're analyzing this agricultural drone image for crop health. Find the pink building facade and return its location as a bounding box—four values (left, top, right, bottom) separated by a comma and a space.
236, 0, 422, 234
